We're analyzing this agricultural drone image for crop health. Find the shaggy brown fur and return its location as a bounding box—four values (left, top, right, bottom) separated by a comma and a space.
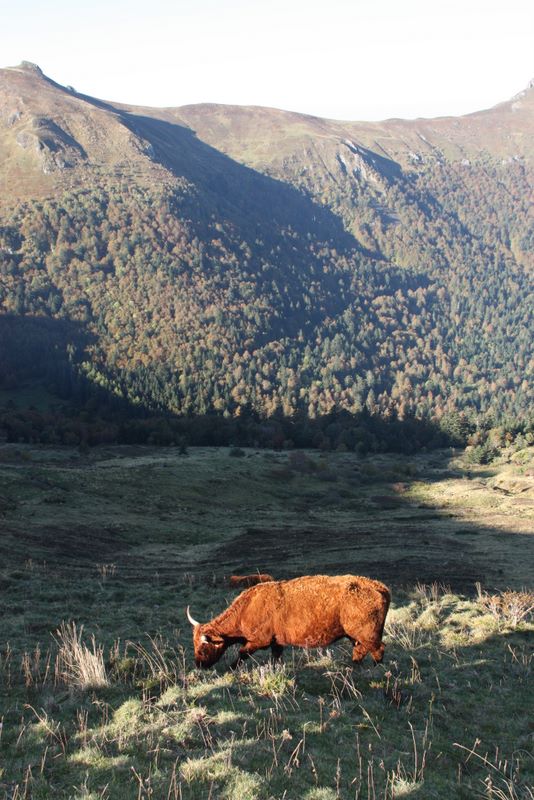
228, 573, 274, 588
188, 574, 390, 669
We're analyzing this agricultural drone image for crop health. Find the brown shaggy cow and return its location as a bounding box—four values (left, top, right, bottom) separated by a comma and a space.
228, 573, 274, 588
186, 574, 390, 669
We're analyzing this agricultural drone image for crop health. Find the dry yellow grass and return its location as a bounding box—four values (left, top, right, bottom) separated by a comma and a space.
53, 621, 108, 690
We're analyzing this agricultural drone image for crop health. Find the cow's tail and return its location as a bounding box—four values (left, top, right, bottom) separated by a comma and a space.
376, 583, 391, 637
377, 583, 391, 608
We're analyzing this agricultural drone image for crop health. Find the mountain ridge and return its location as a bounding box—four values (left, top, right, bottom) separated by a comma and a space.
1, 62, 532, 199
0, 62, 532, 429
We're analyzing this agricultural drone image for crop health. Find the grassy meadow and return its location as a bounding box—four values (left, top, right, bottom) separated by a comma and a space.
0, 444, 533, 799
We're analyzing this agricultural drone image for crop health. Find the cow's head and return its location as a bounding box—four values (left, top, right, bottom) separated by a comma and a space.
186, 607, 226, 668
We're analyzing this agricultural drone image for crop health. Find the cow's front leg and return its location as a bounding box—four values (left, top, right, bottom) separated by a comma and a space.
230, 651, 249, 669
270, 642, 284, 661
230, 641, 259, 670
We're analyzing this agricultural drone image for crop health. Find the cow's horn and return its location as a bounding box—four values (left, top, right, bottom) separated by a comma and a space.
186, 606, 201, 627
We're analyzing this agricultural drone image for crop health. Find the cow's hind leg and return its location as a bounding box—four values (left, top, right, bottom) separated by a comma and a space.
351, 640, 368, 664
351, 639, 385, 665
370, 643, 385, 663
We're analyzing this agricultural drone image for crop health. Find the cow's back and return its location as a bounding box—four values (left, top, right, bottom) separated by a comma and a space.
238, 574, 387, 649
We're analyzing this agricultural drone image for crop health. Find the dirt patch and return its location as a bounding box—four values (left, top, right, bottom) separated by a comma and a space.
202, 521, 507, 593
370, 495, 406, 508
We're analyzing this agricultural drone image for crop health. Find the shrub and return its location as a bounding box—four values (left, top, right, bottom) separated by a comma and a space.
476, 586, 534, 628
465, 441, 500, 465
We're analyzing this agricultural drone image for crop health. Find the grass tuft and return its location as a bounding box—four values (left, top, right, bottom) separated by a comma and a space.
54, 622, 108, 690
125, 635, 186, 691
385, 617, 433, 651
240, 662, 295, 699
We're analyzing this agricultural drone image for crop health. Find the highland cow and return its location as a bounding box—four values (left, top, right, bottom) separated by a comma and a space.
187, 574, 390, 669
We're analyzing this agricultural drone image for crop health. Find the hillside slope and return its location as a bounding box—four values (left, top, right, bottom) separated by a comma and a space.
0, 63, 532, 427
171, 83, 533, 269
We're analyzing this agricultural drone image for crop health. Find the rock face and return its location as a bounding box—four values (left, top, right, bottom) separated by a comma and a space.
15, 116, 87, 172
0, 62, 170, 196
17, 61, 44, 76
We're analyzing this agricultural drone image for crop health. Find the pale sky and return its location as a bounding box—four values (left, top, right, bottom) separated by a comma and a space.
1, 0, 533, 120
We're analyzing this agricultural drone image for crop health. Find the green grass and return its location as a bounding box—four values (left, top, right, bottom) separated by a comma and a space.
0, 445, 533, 799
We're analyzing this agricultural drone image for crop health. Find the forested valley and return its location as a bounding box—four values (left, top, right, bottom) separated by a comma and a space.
0, 64, 532, 453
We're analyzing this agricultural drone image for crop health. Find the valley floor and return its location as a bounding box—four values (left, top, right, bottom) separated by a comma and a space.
0, 445, 532, 799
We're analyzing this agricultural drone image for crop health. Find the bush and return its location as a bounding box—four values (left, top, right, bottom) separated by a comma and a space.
288, 451, 317, 473
465, 441, 500, 465
229, 446, 246, 458
476, 587, 534, 628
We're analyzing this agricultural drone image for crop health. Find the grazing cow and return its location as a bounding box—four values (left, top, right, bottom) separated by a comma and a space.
228, 573, 274, 588
186, 574, 390, 669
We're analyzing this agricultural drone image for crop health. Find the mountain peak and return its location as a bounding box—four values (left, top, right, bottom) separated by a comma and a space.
13, 61, 45, 76
509, 77, 534, 103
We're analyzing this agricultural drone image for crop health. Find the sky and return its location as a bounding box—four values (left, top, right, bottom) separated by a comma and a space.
1, 0, 533, 120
